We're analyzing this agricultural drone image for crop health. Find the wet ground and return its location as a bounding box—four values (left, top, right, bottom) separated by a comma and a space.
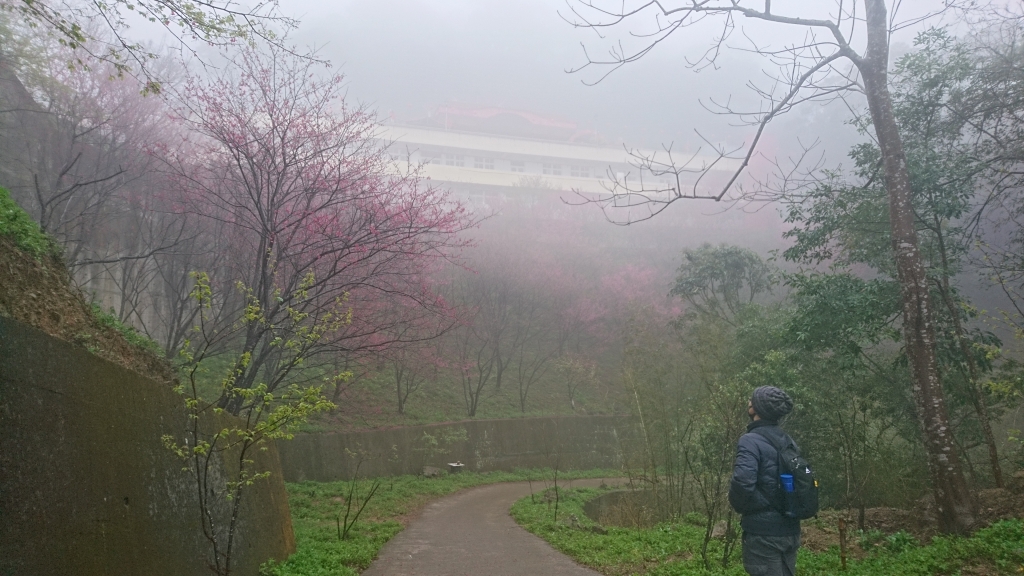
362, 479, 610, 576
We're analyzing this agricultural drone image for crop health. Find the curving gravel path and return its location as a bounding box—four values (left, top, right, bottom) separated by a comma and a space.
362, 478, 613, 576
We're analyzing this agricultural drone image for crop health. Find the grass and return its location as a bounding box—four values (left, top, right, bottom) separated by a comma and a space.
178, 348, 626, 433
308, 366, 625, 432
510, 487, 1024, 576
89, 303, 164, 356
0, 186, 60, 260
262, 468, 619, 576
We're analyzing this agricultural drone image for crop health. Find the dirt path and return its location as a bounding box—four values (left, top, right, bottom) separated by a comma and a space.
362, 478, 614, 576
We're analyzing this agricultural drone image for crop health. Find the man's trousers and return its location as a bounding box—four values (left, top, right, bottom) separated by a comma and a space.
741, 532, 800, 576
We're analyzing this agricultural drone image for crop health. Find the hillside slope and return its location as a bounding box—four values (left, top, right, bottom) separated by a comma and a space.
0, 188, 174, 383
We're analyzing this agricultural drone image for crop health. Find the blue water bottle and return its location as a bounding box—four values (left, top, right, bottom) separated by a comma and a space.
780, 474, 796, 517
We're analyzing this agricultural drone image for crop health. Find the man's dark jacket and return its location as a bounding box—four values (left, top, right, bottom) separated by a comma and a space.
728, 420, 801, 536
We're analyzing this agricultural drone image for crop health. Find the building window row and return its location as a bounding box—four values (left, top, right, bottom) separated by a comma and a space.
415, 150, 599, 178
542, 163, 561, 176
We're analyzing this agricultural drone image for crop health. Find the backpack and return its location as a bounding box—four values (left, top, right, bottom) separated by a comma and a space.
750, 427, 819, 520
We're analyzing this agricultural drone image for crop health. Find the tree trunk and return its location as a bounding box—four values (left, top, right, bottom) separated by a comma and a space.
859, 0, 976, 534
395, 363, 406, 415
933, 233, 1003, 487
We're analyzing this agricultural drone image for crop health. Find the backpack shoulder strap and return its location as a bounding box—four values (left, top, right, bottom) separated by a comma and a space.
750, 426, 802, 474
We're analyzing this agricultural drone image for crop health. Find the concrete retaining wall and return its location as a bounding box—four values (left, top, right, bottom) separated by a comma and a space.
0, 318, 295, 576
279, 415, 630, 482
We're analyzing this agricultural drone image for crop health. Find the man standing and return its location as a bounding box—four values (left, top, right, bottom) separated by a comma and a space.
729, 385, 800, 576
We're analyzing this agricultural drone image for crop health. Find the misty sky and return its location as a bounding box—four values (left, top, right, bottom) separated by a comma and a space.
283, 0, 952, 165
287, 0, 843, 151
291, 0, 688, 145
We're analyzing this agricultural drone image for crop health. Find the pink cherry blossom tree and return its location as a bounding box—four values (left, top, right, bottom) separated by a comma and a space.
164, 45, 472, 415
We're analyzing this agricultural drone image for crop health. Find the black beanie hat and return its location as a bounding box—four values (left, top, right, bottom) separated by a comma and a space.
751, 386, 793, 422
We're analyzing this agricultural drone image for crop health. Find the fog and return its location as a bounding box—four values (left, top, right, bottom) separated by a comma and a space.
4, 5, 1023, 569
273, 0, 1018, 329
3, 0, 1016, 397
284, 0, 946, 167
287, 0, 741, 147
269, 1, 789, 263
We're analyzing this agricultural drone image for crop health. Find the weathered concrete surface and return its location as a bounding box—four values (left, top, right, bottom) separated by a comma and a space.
280, 415, 629, 482
0, 317, 295, 576
363, 479, 614, 576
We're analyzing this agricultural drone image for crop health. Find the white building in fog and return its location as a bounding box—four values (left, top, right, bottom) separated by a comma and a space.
379, 104, 732, 199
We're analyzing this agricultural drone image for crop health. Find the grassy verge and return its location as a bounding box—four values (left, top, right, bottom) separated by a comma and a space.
262, 469, 618, 576
0, 187, 60, 260
510, 487, 1024, 576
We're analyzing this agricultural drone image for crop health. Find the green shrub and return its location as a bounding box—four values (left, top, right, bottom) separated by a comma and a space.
682, 511, 706, 527
0, 187, 60, 260
883, 530, 918, 554
858, 528, 886, 551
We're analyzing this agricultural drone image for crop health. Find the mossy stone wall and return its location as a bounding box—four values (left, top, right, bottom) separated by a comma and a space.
0, 318, 295, 576
279, 415, 629, 482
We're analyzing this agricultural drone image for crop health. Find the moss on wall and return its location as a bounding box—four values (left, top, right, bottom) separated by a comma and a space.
279, 415, 629, 482
0, 317, 295, 576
